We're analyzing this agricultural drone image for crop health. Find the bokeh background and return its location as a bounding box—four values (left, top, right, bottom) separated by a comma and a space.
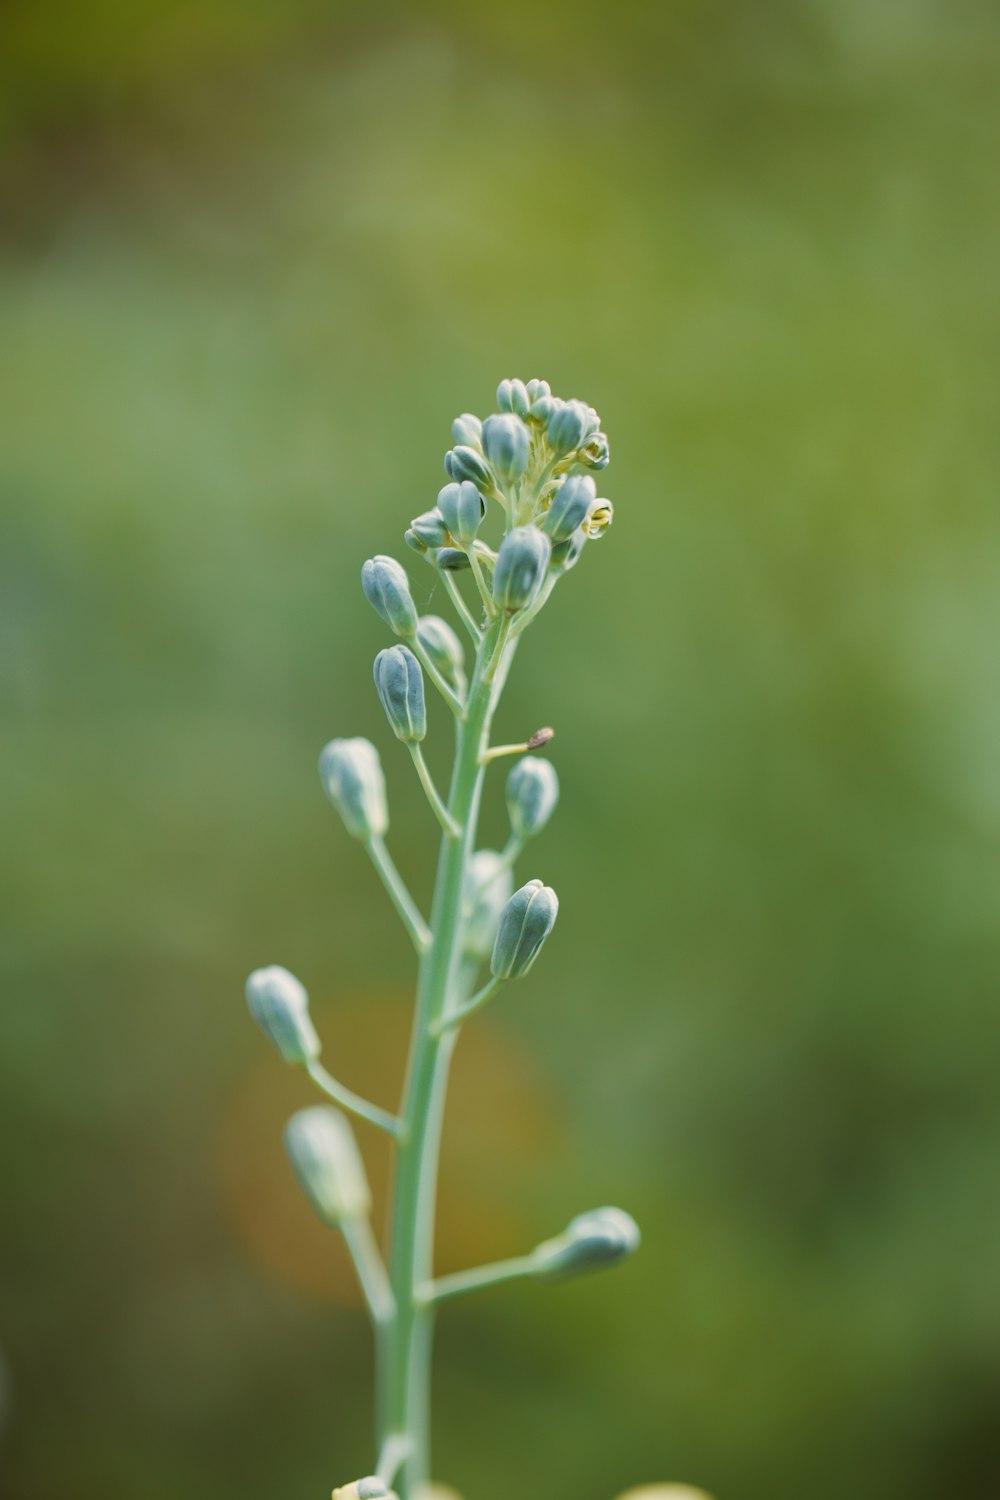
3, 3, 1000, 1498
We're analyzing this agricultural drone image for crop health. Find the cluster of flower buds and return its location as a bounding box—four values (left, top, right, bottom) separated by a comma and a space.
284, 1105, 372, 1227
401, 377, 612, 615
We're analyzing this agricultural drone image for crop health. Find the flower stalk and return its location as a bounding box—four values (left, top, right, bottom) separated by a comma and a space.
246, 378, 636, 1500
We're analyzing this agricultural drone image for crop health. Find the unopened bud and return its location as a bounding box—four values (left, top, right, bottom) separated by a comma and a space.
531, 394, 558, 424
410, 508, 451, 549
549, 529, 587, 571
285, 1106, 371, 1224
525, 377, 551, 404
533, 1206, 640, 1278
319, 737, 388, 840
361, 556, 418, 638
490, 879, 558, 979
373, 645, 426, 743
416, 614, 466, 691
437, 481, 485, 548
435, 547, 470, 571
245, 965, 320, 1066
547, 398, 596, 455
481, 413, 530, 484
463, 849, 514, 960
492, 526, 551, 613
451, 413, 483, 449
496, 378, 531, 418
583, 496, 614, 538
506, 757, 559, 841
445, 445, 494, 489
542, 474, 597, 543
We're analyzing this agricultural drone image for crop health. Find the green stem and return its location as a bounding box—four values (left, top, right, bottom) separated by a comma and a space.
441, 569, 481, 643
366, 835, 432, 953
419, 1252, 540, 1306
409, 745, 461, 838
306, 1060, 403, 1139
432, 974, 504, 1035
382, 618, 512, 1498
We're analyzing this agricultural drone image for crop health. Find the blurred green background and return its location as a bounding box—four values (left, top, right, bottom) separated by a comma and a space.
3, 2, 1000, 1498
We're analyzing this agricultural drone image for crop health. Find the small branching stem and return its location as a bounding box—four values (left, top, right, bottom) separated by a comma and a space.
408, 746, 461, 838
410, 639, 466, 718
365, 835, 432, 953
440, 570, 481, 642
431, 975, 504, 1036
306, 1060, 404, 1139
417, 1252, 540, 1307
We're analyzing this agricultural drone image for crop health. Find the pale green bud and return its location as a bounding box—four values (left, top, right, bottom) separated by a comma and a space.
361, 555, 418, 638
437, 481, 485, 548
541, 474, 596, 543
245, 965, 320, 1067
410, 508, 451, 549
531, 394, 558, 424
496, 378, 531, 418
463, 849, 514, 960
583, 496, 614, 539
549, 528, 587, 571
481, 413, 530, 484
525, 377, 551, 404
492, 526, 551, 613
445, 445, 494, 489
490, 878, 558, 979
404, 528, 427, 556
319, 737, 389, 840
451, 412, 483, 449
416, 614, 466, 691
285, 1106, 371, 1224
546, 398, 595, 455
579, 430, 610, 470
506, 757, 559, 841
533, 1206, 640, 1279
435, 546, 470, 571
373, 645, 426, 743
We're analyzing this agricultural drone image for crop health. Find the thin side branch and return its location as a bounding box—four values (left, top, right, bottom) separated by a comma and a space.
432, 974, 504, 1035
408, 745, 461, 838
342, 1215, 396, 1326
441, 569, 482, 643
366, 835, 432, 953
418, 1252, 539, 1307
307, 1059, 404, 1139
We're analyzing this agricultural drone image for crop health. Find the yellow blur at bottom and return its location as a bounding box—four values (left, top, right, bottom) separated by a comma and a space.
614, 1488, 715, 1500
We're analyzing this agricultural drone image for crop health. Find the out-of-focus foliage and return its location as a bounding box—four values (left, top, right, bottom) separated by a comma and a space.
2, 3, 999, 1500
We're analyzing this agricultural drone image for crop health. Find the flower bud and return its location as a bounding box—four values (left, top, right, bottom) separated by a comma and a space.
525, 377, 551, 404
462, 849, 514, 960
361, 556, 418, 638
245, 965, 320, 1067
410, 508, 451, 549
612, 1489, 715, 1500
416, 614, 466, 691
285, 1106, 371, 1224
496, 378, 531, 418
373, 645, 426, 743
533, 1206, 640, 1279
583, 496, 614, 538
481, 413, 530, 484
319, 737, 389, 840
546, 398, 594, 455
437, 481, 485, 548
541, 474, 597, 544
550, 529, 587, 572
490, 878, 558, 979
579, 430, 610, 470
404, 528, 427, 556
492, 526, 551, 613
531, 394, 558, 424
506, 757, 559, 841
445, 445, 494, 489
451, 412, 482, 449
435, 547, 470, 571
